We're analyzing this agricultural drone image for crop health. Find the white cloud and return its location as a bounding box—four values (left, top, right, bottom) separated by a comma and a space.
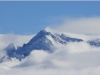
1, 41, 100, 75
16, 41, 100, 70
0, 34, 34, 47
2, 37, 98, 75
48, 17, 100, 35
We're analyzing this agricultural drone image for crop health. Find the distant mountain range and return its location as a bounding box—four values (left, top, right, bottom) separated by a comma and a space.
2, 30, 100, 61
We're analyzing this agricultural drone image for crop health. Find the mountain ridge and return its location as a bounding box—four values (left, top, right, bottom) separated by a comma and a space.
3, 30, 100, 61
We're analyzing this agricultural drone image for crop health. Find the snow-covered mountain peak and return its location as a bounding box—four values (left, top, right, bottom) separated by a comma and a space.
37, 30, 51, 36
3, 30, 100, 61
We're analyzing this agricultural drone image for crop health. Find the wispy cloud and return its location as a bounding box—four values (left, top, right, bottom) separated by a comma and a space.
48, 17, 100, 35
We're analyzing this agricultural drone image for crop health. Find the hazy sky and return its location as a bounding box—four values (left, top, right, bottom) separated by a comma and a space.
0, 1, 100, 34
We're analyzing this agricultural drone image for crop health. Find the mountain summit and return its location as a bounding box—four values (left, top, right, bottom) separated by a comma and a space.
4, 30, 100, 61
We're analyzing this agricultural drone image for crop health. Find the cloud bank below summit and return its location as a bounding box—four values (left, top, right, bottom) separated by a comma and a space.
1, 17, 100, 75
1, 42, 100, 75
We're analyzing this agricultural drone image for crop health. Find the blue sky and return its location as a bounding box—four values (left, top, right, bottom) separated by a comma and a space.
0, 1, 100, 34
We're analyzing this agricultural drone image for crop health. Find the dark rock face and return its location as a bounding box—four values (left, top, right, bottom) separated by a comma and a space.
60, 34, 83, 42
5, 30, 54, 60
88, 39, 100, 47
5, 43, 16, 58
16, 32, 53, 57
